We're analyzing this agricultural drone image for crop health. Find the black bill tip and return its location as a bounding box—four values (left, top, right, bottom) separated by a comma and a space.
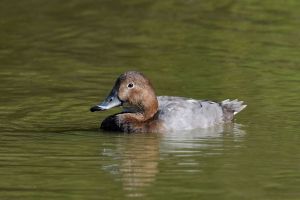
90, 105, 104, 112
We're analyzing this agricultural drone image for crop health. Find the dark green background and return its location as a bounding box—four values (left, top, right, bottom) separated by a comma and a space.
0, 0, 299, 199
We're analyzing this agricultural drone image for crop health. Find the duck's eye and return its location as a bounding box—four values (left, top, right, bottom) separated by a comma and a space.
127, 83, 134, 88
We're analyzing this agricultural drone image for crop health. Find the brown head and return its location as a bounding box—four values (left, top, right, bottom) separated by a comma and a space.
90, 71, 158, 121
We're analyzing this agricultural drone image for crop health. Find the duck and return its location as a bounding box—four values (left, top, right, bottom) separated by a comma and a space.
90, 71, 247, 133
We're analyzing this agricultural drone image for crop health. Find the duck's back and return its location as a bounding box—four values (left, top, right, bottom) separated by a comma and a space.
157, 96, 224, 131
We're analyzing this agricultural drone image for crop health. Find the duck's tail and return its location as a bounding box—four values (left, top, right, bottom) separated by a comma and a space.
221, 99, 247, 121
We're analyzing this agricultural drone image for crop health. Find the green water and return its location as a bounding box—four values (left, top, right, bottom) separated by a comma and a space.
0, 0, 299, 199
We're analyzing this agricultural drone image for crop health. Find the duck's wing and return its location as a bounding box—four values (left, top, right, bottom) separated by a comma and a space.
157, 96, 224, 130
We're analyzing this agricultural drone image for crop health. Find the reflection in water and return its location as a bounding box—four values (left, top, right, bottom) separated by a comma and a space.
102, 123, 246, 197
102, 134, 160, 197
120, 136, 159, 197
161, 123, 246, 151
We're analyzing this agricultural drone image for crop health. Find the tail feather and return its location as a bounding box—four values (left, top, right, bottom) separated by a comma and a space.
221, 99, 247, 121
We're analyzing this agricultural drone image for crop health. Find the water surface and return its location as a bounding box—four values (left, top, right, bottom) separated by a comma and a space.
0, 0, 299, 199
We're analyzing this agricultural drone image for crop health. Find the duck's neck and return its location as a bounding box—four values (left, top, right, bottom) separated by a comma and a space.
121, 97, 158, 123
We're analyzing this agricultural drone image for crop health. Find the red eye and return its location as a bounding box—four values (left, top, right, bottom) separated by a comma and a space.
127, 83, 134, 88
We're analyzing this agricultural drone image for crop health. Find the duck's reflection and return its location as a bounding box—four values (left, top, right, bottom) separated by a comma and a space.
160, 123, 246, 151
119, 134, 159, 197
102, 134, 160, 197
101, 123, 246, 197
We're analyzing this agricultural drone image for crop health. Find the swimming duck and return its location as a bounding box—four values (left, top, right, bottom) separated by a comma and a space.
90, 71, 246, 133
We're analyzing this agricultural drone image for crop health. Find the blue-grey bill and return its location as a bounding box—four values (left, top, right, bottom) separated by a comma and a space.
90, 91, 122, 112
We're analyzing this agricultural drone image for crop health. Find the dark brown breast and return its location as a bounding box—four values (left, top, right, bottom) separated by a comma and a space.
100, 112, 165, 133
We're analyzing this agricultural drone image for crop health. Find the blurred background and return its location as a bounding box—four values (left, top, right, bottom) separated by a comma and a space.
0, 0, 299, 199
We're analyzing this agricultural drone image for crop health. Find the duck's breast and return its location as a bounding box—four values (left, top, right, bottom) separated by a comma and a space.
157, 96, 224, 131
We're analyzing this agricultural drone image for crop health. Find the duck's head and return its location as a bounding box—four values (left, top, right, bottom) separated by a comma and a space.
91, 71, 158, 119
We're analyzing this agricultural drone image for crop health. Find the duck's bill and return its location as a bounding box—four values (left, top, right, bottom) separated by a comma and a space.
90, 91, 122, 112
